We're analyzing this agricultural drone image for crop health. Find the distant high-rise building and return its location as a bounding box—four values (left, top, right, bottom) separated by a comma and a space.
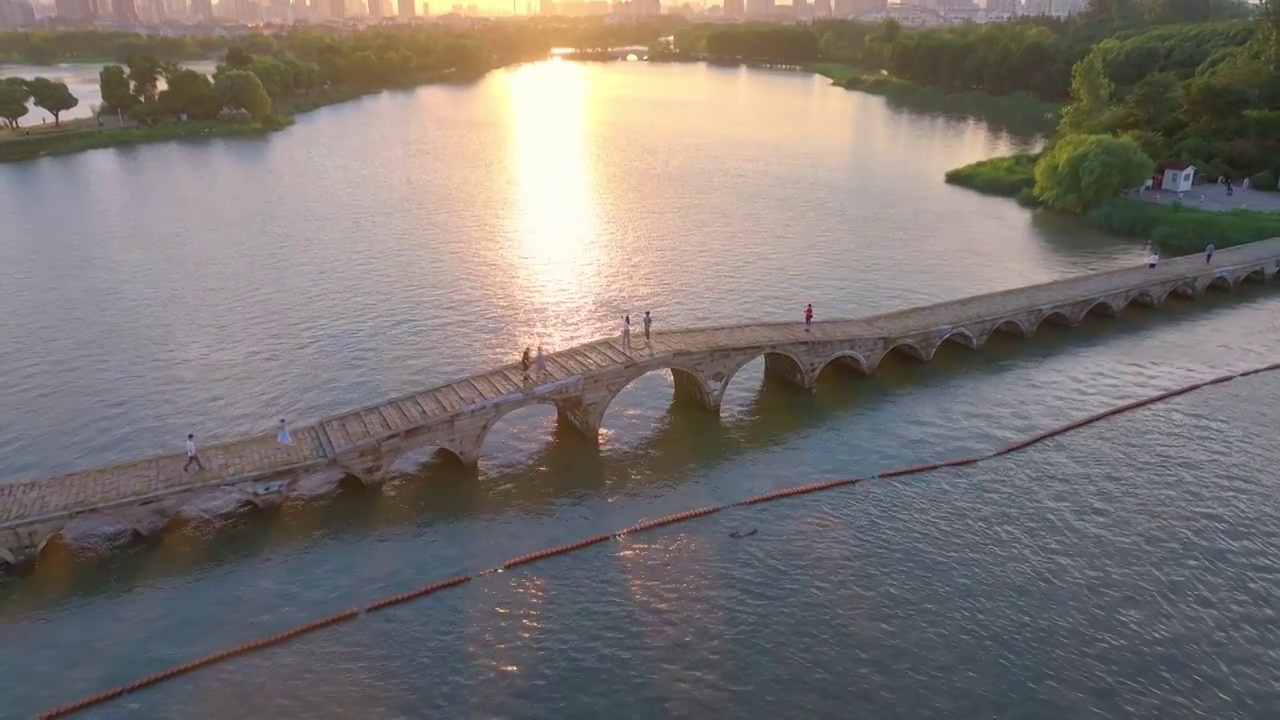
190, 0, 212, 19
792, 0, 805, 14
0, 0, 17, 26
54, 0, 97, 19
366, 0, 378, 14
722, 0, 741, 13
744, 0, 770, 14
813, 0, 829, 13
398, 0, 412, 15
140, 0, 165, 22
832, 0, 880, 15
328, 0, 341, 16
464, 1, 474, 10
113, 0, 138, 20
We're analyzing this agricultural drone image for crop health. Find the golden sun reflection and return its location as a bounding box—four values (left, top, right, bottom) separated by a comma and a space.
502, 61, 604, 349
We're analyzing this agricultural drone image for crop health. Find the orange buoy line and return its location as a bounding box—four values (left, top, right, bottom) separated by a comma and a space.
32, 362, 1280, 720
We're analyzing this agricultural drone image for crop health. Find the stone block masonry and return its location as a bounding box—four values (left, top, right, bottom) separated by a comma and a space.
4, 238, 1280, 567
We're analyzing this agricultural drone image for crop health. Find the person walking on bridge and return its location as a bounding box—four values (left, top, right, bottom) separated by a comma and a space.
1205, 243, 1215, 264
278, 419, 292, 446
643, 311, 652, 343
1148, 251, 1159, 270
521, 347, 532, 382
184, 434, 205, 472
804, 303, 813, 331
622, 315, 632, 348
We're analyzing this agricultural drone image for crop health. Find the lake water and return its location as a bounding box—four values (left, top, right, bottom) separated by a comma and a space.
3, 60, 1279, 719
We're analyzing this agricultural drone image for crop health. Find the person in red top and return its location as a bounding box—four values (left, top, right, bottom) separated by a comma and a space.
804, 303, 813, 331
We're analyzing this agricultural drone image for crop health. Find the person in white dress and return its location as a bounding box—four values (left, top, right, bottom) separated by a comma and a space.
278, 419, 292, 445
533, 346, 546, 379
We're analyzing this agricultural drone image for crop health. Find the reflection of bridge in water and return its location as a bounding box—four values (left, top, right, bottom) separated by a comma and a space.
4, 238, 1280, 565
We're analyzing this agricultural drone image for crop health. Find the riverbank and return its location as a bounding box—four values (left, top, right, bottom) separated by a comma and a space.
945, 152, 1280, 254
811, 62, 1060, 132
0, 115, 274, 163
0, 70, 459, 164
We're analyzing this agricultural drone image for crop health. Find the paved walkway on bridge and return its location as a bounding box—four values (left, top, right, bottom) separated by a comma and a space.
4, 238, 1279, 529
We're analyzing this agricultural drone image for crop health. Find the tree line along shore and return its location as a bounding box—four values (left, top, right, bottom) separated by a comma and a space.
3, 6, 1280, 254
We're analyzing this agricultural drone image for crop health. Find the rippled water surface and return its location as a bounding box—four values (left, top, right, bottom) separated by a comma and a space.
2, 61, 1280, 719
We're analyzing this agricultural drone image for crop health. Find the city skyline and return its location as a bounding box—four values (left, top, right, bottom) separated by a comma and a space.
2, 0, 1056, 25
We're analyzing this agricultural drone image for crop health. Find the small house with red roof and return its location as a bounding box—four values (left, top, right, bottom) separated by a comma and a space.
1161, 161, 1195, 194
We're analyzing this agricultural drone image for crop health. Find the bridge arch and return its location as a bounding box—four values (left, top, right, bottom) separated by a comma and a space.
1204, 274, 1235, 292
376, 420, 472, 479
1085, 298, 1123, 318
815, 350, 872, 380
1034, 309, 1077, 332
756, 349, 812, 389
596, 362, 719, 436
1131, 289, 1162, 308
382, 444, 469, 478
468, 398, 574, 469
993, 319, 1030, 338
886, 338, 930, 362
1244, 268, 1266, 283
941, 328, 979, 349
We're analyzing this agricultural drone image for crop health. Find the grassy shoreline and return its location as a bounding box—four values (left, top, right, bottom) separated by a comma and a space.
0, 120, 270, 163
811, 62, 1061, 131
944, 152, 1039, 200
946, 152, 1280, 254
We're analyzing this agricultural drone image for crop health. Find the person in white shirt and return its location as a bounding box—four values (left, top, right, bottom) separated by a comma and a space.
278, 419, 292, 445
1147, 252, 1159, 269
621, 315, 632, 348
184, 433, 205, 472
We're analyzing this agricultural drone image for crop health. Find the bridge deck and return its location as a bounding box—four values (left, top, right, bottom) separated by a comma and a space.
4, 238, 1279, 529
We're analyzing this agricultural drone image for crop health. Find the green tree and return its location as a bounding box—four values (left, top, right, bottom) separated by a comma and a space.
99, 65, 135, 112
23, 39, 57, 65
1034, 134, 1154, 213
1115, 71, 1181, 132
26, 77, 79, 126
224, 46, 255, 69
158, 69, 219, 120
1263, 0, 1280, 70
1180, 75, 1258, 132
213, 69, 272, 121
0, 78, 31, 129
1059, 48, 1115, 135
126, 55, 163, 103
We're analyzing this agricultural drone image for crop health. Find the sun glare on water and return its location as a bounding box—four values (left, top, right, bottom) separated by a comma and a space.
502, 60, 605, 347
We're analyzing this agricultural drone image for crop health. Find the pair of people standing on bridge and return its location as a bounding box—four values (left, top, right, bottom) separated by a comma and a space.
620, 312, 652, 348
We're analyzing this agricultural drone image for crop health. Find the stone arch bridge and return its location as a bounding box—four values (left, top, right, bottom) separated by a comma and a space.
3, 238, 1280, 565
